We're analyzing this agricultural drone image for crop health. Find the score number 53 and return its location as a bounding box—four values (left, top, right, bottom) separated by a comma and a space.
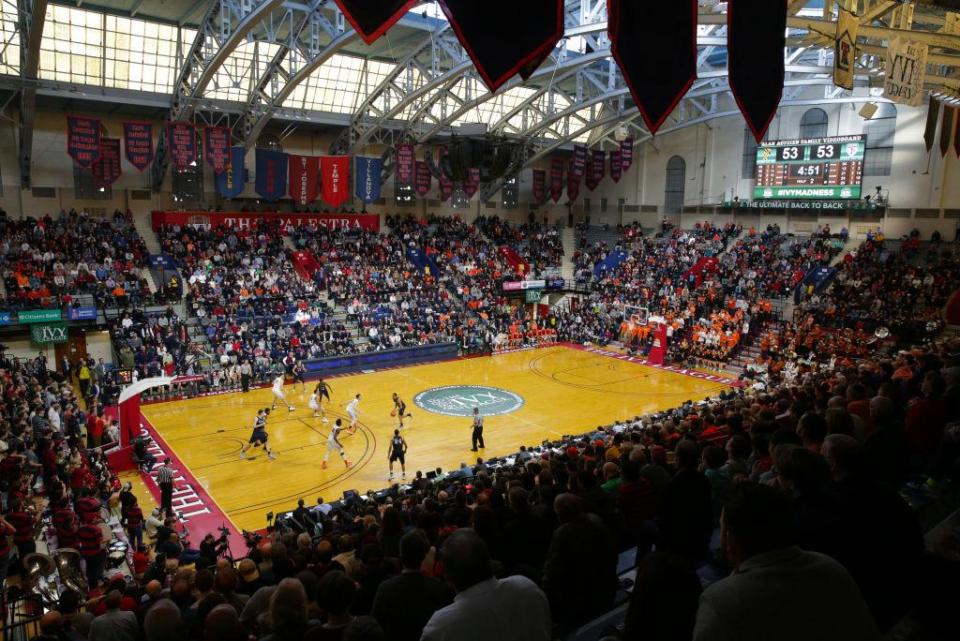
780, 144, 836, 161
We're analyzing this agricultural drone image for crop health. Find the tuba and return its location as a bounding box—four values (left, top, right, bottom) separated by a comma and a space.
52, 548, 89, 596
22, 552, 59, 607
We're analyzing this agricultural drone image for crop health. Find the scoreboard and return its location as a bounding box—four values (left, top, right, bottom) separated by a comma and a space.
754, 135, 865, 200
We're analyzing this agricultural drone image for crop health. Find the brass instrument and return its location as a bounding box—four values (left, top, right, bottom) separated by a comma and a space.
52, 548, 89, 595
22, 552, 59, 606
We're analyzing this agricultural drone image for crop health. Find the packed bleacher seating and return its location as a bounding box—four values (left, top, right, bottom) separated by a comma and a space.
0, 209, 156, 309
475, 215, 564, 278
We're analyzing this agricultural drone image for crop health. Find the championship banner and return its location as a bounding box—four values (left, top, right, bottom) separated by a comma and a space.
66, 116, 101, 168
288, 155, 320, 206
728, 0, 787, 142
333, 0, 418, 44
884, 37, 928, 107
254, 148, 288, 201
620, 138, 634, 171
415, 160, 432, 196
550, 157, 563, 203
438, 147, 453, 201
924, 95, 941, 152
941, 106, 957, 158
438, 0, 564, 92
204, 126, 232, 174
122, 121, 153, 172
532, 169, 546, 203
321, 155, 350, 208
355, 156, 382, 203
609, 0, 696, 134
91, 138, 122, 187
464, 167, 480, 199
586, 150, 605, 191
216, 147, 247, 198
567, 161, 580, 201
151, 211, 380, 233
610, 150, 622, 183
396, 144, 415, 186
833, 8, 858, 90
572, 145, 587, 177
167, 122, 197, 171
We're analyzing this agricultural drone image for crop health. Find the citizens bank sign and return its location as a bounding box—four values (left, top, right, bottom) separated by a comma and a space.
31, 323, 68, 345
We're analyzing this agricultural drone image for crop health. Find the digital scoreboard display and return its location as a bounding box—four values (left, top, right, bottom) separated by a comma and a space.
754, 135, 865, 199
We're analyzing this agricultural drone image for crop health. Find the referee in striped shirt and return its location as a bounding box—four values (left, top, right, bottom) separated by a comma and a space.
156, 458, 174, 515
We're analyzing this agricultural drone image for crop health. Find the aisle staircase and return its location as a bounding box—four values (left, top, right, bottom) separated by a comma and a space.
560, 226, 576, 281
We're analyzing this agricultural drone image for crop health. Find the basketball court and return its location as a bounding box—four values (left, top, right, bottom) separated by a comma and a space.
139, 344, 733, 532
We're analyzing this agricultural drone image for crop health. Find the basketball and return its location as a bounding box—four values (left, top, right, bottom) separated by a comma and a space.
390, 410, 397, 417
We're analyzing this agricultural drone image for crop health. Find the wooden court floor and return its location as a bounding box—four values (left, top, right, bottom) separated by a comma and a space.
140, 346, 731, 532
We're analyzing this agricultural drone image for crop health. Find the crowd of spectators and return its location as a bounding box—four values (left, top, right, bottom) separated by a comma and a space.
475, 215, 564, 278
0, 209, 155, 309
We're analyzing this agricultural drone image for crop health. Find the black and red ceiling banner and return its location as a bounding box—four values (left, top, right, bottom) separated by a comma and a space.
167, 122, 197, 171
586, 150, 605, 191
608, 0, 696, 134
728, 0, 787, 142
396, 143, 415, 186
438, 0, 564, 92
610, 149, 622, 183
620, 138, 634, 171
91, 138, 121, 187
334, 0, 418, 45
415, 160, 432, 196
572, 145, 587, 177
122, 121, 153, 172
439, 147, 453, 201
567, 160, 580, 202
532, 169, 546, 203
66, 115, 101, 168
204, 126, 232, 175
550, 157, 563, 203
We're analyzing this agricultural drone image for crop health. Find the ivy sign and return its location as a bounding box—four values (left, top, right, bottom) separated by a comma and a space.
525, 288, 543, 303
31, 323, 68, 345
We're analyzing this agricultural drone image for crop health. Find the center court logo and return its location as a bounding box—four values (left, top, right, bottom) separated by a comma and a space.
413, 385, 524, 417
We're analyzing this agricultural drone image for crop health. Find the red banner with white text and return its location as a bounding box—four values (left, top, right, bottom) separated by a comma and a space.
288, 155, 320, 206
204, 126, 231, 174
150, 211, 379, 233
321, 156, 350, 207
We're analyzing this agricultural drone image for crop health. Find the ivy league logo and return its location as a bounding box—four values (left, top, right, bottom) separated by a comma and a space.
414, 385, 525, 417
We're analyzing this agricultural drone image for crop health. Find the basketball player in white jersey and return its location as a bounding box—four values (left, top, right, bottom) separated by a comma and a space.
309, 379, 332, 422
387, 428, 407, 481
321, 418, 350, 469
345, 393, 361, 433
271, 374, 295, 412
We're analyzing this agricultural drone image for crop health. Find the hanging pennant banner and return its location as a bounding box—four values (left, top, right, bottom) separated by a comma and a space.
216, 147, 247, 198
415, 160, 432, 196
585, 151, 598, 191
122, 121, 153, 172
464, 167, 480, 199
321, 156, 351, 208
586, 150, 605, 191
396, 144, 415, 186
573, 145, 587, 177
288, 155, 320, 206
884, 37, 928, 107
334, 0, 418, 44
620, 138, 634, 171
355, 156, 383, 203
924, 96, 941, 153
438, 147, 453, 201
438, 0, 564, 92
550, 158, 563, 203
91, 138, 122, 187
833, 8, 858, 90
167, 122, 197, 170
255, 149, 288, 201
728, 0, 787, 142
66, 116, 101, 168
204, 126, 232, 175
532, 169, 546, 203
567, 160, 580, 202
610, 150, 622, 183
941, 106, 957, 158
609, 0, 696, 134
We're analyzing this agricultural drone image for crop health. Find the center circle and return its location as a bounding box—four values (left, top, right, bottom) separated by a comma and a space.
413, 385, 525, 417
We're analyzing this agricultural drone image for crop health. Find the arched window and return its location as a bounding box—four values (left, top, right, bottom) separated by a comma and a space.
664, 156, 686, 214
863, 103, 896, 176
799, 108, 829, 138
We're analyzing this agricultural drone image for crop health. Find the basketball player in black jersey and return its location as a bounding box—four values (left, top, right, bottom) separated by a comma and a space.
310, 379, 332, 423
388, 429, 407, 481
291, 360, 307, 393
390, 392, 413, 430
